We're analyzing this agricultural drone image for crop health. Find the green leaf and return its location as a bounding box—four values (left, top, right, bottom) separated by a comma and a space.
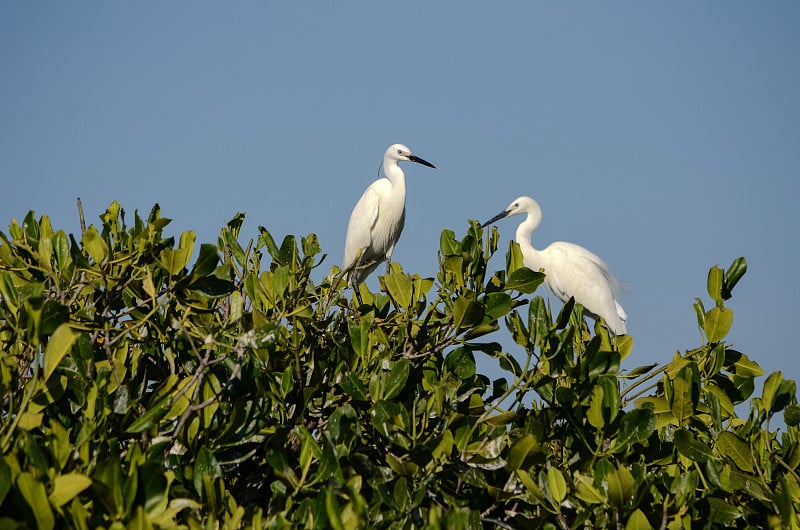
612, 409, 654, 452
126, 400, 171, 433
587, 384, 606, 429
506, 240, 525, 275
43, 323, 77, 383
670, 363, 699, 423
0, 458, 10, 505
445, 347, 476, 380
785, 404, 800, 426
716, 432, 753, 472
383, 359, 410, 400
452, 296, 484, 329
675, 429, 714, 463
722, 257, 747, 300
605, 465, 635, 508
505, 267, 544, 294
707, 265, 724, 305
383, 271, 413, 309
191, 243, 219, 277
482, 292, 513, 320
439, 229, 460, 256
40, 300, 69, 336
704, 307, 733, 342
17, 472, 55, 530
547, 467, 567, 504
761, 371, 783, 413
507, 434, 540, 470
625, 509, 651, 530
82, 226, 108, 264
340, 373, 368, 401
160, 247, 191, 275
707, 497, 741, 524
194, 446, 221, 497
725, 349, 764, 378
49, 473, 93, 507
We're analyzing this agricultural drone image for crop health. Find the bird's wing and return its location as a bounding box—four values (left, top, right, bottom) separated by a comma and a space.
343, 182, 383, 270
542, 242, 620, 303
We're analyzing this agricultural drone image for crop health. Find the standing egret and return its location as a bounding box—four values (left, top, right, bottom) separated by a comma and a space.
342, 144, 435, 302
482, 196, 627, 335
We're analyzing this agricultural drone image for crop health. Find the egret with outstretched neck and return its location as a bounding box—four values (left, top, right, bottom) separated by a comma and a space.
482, 196, 627, 335
342, 144, 435, 303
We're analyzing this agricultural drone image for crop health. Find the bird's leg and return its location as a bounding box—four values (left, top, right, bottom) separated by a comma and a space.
350, 249, 366, 310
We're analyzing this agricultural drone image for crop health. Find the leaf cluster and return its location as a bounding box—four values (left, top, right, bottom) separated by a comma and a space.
0, 203, 798, 529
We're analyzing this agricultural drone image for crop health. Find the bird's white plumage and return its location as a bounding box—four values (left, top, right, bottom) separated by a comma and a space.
342, 144, 434, 289
484, 196, 627, 335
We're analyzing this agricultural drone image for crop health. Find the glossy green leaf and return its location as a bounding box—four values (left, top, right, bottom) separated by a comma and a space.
160, 247, 191, 275
547, 467, 567, 504
707, 265, 724, 304
716, 432, 754, 473
605, 465, 635, 508
49, 473, 93, 507
675, 429, 714, 463
43, 323, 77, 383
704, 307, 733, 342
505, 267, 544, 294
625, 509, 651, 530
722, 257, 747, 300
194, 446, 221, 497
670, 363, 699, 423
761, 371, 783, 413
452, 296, 484, 329
707, 497, 741, 524
82, 226, 108, 264
612, 409, 654, 452
383, 271, 413, 309
191, 243, 219, 277
383, 359, 410, 400
505, 240, 525, 275
445, 347, 476, 380
785, 404, 800, 426
439, 229, 460, 256
17, 472, 55, 530
126, 400, 171, 433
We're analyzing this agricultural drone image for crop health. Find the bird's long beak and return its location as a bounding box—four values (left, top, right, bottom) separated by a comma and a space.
481, 209, 511, 228
409, 155, 436, 169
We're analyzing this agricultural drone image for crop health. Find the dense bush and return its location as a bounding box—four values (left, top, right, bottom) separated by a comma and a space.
1, 201, 798, 529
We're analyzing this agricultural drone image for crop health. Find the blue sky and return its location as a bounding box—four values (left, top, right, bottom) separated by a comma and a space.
2, 3, 799, 395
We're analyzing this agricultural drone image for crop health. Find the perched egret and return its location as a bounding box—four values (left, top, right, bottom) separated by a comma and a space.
482, 196, 627, 335
342, 144, 435, 301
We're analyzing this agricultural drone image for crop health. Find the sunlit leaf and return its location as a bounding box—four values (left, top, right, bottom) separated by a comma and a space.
383, 359, 410, 400
716, 432, 754, 473
49, 473, 92, 507
704, 307, 733, 342
505, 267, 544, 294
547, 467, 567, 504
43, 323, 77, 383
452, 296, 484, 329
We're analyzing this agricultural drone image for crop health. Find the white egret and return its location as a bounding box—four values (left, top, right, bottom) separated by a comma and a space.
342, 144, 435, 302
482, 196, 627, 335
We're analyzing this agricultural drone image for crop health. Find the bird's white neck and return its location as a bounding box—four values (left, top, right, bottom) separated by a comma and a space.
516, 211, 543, 270
383, 161, 406, 191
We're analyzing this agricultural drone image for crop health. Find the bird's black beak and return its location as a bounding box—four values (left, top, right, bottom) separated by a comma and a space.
409, 155, 436, 169
481, 209, 511, 228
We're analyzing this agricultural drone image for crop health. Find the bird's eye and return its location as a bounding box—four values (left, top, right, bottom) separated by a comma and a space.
397, 149, 403, 154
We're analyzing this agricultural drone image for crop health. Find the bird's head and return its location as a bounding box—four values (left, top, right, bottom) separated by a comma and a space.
482, 196, 540, 227
385, 144, 436, 169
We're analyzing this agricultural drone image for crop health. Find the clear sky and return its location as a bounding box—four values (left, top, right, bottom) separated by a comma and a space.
2, 3, 798, 393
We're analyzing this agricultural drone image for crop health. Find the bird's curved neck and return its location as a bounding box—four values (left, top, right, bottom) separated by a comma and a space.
516, 213, 542, 268
383, 161, 406, 188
